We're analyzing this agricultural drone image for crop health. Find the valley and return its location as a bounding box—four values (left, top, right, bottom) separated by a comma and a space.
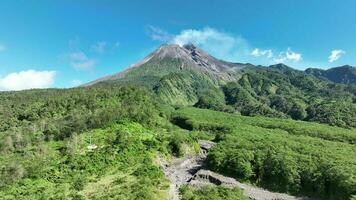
2, 1, 356, 200
0, 44, 355, 200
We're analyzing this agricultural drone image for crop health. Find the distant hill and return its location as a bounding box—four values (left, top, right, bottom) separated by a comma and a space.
305, 65, 356, 84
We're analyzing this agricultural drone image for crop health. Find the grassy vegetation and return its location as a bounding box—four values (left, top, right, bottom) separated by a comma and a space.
216, 66, 356, 128
0, 85, 201, 199
1, 79, 355, 199
91, 52, 356, 128
174, 107, 356, 144
0, 122, 170, 199
112, 57, 221, 106
114, 56, 356, 128
173, 107, 356, 200
180, 185, 249, 200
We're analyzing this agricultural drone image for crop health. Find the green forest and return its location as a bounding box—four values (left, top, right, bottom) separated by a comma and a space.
103, 57, 356, 129
173, 107, 356, 200
0, 83, 355, 199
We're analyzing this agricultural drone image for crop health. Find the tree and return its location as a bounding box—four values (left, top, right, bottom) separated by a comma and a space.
288, 103, 307, 120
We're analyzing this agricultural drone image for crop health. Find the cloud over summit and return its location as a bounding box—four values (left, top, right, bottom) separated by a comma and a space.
170, 27, 249, 62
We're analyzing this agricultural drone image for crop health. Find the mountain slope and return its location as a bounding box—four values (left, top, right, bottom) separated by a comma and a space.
86, 44, 356, 128
87, 44, 249, 105
88, 44, 247, 85
305, 65, 356, 84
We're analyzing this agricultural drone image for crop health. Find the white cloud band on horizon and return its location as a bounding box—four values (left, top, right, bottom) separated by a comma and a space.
329, 49, 345, 63
0, 70, 56, 91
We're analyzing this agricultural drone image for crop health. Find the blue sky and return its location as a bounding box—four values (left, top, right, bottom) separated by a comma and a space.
0, 0, 356, 90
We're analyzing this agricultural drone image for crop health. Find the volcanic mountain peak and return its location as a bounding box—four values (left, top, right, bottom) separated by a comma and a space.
151, 43, 243, 73
152, 43, 210, 62
124, 44, 194, 70
153, 43, 190, 59
85, 43, 247, 86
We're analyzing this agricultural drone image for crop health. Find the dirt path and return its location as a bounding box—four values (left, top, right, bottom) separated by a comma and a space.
159, 140, 310, 200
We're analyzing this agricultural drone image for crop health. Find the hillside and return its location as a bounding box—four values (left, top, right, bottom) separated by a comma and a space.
0, 52, 355, 199
1, 45, 355, 200
86, 44, 249, 105
87, 44, 356, 128
173, 107, 356, 200
1, 86, 355, 199
305, 65, 356, 84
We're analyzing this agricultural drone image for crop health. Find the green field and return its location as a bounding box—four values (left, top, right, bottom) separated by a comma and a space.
180, 185, 249, 200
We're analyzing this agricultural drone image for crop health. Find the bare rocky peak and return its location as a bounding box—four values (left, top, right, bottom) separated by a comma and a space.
153, 43, 241, 73
153, 44, 191, 59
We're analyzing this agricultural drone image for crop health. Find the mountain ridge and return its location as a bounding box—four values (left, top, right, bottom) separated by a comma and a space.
82, 44, 355, 128
305, 65, 356, 84
87, 44, 356, 86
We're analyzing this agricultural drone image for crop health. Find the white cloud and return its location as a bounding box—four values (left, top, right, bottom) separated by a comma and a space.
172, 27, 236, 46
273, 48, 302, 63
0, 70, 56, 91
149, 26, 305, 65
251, 48, 273, 58
91, 41, 107, 53
170, 27, 249, 61
286, 49, 302, 62
69, 51, 96, 70
147, 25, 173, 42
71, 79, 82, 87
328, 49, 345, 63
0, 44, 6, 52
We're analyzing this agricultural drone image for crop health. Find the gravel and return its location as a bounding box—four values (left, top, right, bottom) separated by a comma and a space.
159, 140, 311, 200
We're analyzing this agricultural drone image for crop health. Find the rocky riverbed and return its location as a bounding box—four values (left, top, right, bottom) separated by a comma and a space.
159, 140, 310, 200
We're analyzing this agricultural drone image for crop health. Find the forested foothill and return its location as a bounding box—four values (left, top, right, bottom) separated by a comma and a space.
0, 85, 198, 199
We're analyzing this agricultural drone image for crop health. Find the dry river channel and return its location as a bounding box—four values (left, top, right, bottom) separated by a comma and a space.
159, 140, 311, 200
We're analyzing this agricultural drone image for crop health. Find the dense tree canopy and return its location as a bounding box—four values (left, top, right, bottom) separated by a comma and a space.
173, 108, 356, 200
